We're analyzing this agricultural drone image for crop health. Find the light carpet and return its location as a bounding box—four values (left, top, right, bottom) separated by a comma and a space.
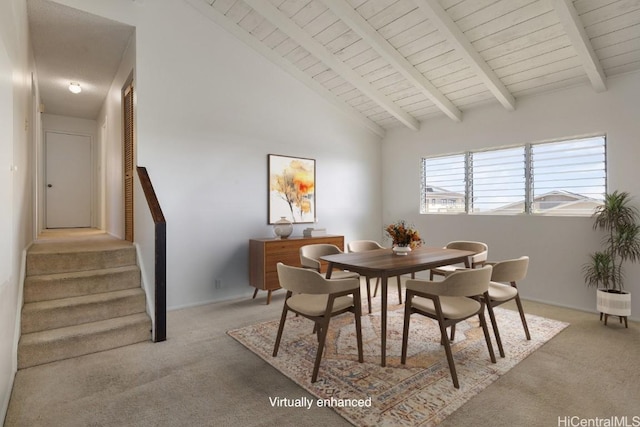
228, 304, 568, 427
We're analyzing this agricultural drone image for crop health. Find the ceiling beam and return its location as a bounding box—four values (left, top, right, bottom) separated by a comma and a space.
552, 0, 607, 92
413, 0, 516, 111
244, 0, 420, 131
322, 0, 462, 122
185, 0, 385, 137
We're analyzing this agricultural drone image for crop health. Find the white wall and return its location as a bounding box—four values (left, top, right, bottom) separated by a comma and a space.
58, 0, 383, 309
382, 72, 640, 319
0, 0, 34, 421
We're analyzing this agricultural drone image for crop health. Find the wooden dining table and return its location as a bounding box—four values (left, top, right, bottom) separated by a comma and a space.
321, 246, 474, 367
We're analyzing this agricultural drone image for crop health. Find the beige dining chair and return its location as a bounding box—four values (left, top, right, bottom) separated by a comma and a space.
273, 263, 364, 383
483, 256, 531, 358
401, 266, 496, 389
347, 240, 403, 312
429, 241, 488, 280
299, 244, 360, 280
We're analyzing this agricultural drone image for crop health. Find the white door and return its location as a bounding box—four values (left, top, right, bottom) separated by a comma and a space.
45, 131, 92, 228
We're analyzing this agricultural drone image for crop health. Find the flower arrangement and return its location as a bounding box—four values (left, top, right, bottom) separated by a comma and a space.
385, 220, 423, 248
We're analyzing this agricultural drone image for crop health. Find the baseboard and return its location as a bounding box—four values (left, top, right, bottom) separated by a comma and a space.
521, 296, 638, 323
14, 246, 29, 371
3, 245, 29, 424
167, 290, 261, 312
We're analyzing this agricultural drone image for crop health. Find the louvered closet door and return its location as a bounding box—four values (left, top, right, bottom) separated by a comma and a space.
123, 82, 134, 242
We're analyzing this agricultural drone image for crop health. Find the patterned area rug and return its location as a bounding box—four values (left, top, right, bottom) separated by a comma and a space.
228, 303, 568, 426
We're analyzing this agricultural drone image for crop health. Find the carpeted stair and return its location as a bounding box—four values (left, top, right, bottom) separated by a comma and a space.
18, 237, 152, 369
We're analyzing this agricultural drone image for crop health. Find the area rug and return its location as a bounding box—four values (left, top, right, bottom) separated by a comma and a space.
228, 303, 568, 426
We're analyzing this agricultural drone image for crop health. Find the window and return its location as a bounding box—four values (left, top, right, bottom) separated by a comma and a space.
421, 135, 606, 216
471, 146, 525, 214
531, 136, 606, 215
421, 154, 466, 213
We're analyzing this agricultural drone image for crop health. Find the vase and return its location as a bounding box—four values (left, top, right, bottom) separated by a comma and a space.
273, 217, 293, 239
392, 245, 411, 256
597, 288, 631, 317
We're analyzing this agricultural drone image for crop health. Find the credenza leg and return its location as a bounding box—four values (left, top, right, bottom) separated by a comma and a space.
252, 288, 259, 299
267, 290, 273, 305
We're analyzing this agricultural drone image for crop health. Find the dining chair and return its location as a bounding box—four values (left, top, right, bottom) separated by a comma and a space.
401, 266, 496, 389
483, 256, 531, 358
429, 241, 488, 280
347, 240, 403, 313
299, 244, 360, 280
273, 263, 364, 383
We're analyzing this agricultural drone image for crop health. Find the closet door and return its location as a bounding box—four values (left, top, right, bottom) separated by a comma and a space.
123, 80, 134, 242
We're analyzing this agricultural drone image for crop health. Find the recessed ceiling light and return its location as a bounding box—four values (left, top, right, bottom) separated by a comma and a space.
68, 82, 81, 94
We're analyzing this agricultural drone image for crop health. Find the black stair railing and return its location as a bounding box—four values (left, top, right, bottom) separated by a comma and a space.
137, 166, 166, 342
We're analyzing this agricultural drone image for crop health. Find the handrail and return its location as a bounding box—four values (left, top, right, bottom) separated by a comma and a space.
137, 166, 166, 342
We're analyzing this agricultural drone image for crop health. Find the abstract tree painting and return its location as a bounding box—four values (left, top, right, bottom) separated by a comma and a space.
268, 154, 315, 224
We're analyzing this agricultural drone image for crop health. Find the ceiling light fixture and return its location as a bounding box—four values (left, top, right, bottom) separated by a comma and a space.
68, 82, 82, 94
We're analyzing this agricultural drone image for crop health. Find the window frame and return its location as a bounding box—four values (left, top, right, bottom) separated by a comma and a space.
420, 134, 607, 217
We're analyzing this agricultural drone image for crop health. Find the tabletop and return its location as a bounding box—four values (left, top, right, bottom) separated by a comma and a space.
321, 246, 475, 278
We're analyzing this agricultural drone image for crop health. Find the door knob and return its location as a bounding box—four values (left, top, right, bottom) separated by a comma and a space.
47, 184, 52, 188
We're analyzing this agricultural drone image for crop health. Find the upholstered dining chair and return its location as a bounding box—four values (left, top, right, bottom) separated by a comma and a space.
273, 263, 364, 383
347, 240, 403, 313
483, 256, 531, 358
429, 241, 488, 280
299, 244, 360, 280
401, 266, 496, 389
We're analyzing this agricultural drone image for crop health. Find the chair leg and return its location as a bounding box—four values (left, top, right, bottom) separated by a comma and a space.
400, 294, 413, 364
373, 277, 380, 298
396, 276, 402, 304
438, 320, 459, 389
485, 301, 505, 358
478, 310, 497, 363
449, 325, 456, 342
514, 295, 531, 340
312, 313, 332, 383
273, 303, 290, 357
365, 277, 372, 314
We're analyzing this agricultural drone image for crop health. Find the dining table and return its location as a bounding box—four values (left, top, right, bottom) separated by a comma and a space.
321, 246, 475, 367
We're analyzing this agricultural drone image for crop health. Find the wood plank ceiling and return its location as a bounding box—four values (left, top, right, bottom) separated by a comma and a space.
188, 0, 640, 136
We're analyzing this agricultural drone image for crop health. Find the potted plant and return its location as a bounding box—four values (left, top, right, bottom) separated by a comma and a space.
384, 220, 423, 255
583, 191, 640, 326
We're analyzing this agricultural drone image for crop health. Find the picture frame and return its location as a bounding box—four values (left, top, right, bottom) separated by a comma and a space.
268, 154, 316, 224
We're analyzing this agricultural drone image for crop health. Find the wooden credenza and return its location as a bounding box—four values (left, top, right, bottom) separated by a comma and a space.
249, 235, 345, 304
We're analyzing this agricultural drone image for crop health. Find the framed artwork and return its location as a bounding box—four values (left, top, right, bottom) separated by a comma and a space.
268, 154, 316, 224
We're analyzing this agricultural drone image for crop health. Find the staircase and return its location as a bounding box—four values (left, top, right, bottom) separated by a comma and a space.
18, 232, 152, 369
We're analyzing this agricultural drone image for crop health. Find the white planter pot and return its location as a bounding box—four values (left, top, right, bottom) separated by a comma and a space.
596, 289, 631, 317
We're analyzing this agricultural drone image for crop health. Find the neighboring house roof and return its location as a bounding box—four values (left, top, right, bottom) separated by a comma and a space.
425, 185, 464, 199
488, 190, 602, 214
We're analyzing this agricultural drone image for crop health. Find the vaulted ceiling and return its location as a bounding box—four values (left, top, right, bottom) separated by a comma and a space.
188, 0, 640, 136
